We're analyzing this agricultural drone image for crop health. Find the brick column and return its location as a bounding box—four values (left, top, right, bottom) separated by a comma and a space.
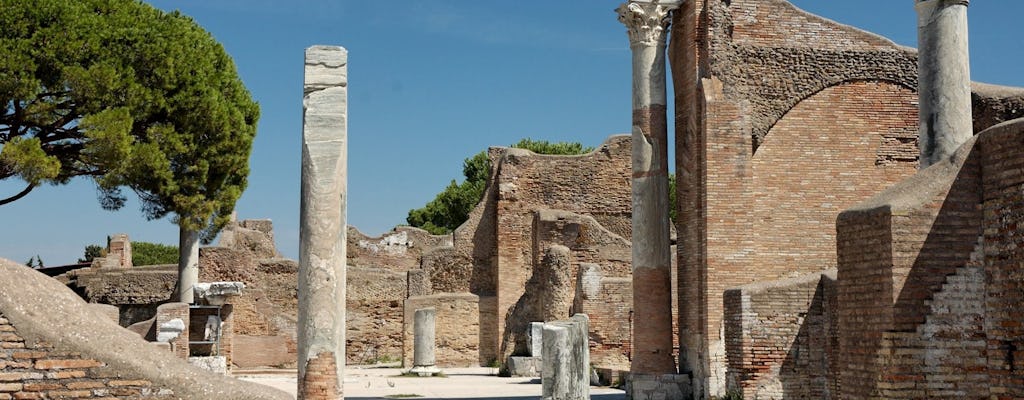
916, 0, 972, 168
617, 0, 677, 375
298, 45, 348, 400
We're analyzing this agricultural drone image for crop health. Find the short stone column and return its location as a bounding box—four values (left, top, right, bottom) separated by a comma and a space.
298, 45, 348, 400
617, 0, 677, 375
409, 308, 442, 376
542, 314, 590, 400
916, 0, 972, 168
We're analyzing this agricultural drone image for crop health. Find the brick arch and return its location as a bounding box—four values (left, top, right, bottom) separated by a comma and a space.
757, 77, 917, 154
750, 80, 918, 279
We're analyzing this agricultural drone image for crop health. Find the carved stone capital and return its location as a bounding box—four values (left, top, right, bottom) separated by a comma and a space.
617, 1, 676, 48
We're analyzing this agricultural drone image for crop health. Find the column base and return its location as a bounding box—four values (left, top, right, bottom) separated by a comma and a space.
408, 365, 442, 377
625, 373, 692, 400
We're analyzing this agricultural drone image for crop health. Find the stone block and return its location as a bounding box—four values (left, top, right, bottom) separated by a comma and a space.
507, 356, 542, 377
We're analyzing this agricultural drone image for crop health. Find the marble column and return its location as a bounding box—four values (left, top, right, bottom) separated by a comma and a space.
177, 227, 200, 304
298, 45, 348, 400
410, 308, 441, 376
617, 0, 677, 375
916, 0, 972, 168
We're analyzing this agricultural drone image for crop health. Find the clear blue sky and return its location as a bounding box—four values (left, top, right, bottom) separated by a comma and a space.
2, 1, 1022, 266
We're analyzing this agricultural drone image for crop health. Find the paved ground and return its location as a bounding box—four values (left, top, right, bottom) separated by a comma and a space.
238, 366, 626, 400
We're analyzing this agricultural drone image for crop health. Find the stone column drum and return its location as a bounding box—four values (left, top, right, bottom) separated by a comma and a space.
298, 45, 348, 400
617, 0, 677, 375
542, 314, 590, 400
410, 308, 442, 376
916, 0, 972, 168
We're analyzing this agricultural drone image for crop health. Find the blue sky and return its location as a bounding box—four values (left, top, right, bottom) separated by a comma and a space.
2, 1, 1022, 265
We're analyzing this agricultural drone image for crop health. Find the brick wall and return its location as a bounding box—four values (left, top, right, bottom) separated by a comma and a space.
723, 270, 838, 399
347, 226, 452, 271
490, 135, 633, 362
573, 264, 632, 370
979, 121, 1024, 398
830, 111, 1024, 399
0, 313, 175, 399
671, 0, 923, 395
347, 267, 406, 364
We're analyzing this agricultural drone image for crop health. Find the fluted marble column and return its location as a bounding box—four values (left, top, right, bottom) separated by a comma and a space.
916, 0, 972, 168
298, 45, 348, 400
617, 0, 677, 375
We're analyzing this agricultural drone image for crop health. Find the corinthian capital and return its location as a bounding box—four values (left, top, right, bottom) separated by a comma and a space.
617, 1, 678, 47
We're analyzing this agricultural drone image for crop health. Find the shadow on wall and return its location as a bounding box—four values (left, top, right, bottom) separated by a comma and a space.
836, 133, 985, 399
777, 274, 838, 399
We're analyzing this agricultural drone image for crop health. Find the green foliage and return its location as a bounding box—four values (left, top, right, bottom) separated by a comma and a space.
0, 0, 259, 241
24, 255, 43, 269
407, 138, 595, 234
131, 241, 179, 266
78, 244, 104, 263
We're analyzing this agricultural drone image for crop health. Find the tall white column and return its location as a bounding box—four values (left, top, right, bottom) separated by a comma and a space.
298, 45, 348, 400
916, 0, 972, 168
617, 0, 677, 375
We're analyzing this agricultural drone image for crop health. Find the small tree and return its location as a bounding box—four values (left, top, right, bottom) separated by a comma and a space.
78, 245, 105, 263
407, 138, 595, 234
131, 241, 179, 266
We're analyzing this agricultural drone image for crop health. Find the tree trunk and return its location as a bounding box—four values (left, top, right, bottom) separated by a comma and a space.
177, 226, 200, 304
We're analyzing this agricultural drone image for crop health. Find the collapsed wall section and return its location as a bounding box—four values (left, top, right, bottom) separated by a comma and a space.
723, 270, 838, 399
0, 259, 290, 399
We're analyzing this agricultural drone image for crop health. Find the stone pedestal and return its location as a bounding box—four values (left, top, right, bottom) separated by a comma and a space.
625, 373, 692, 400
916, 0, 972, 168
617, 0, 678, 375
541, 314, 589, 400
298, 45, 348, 400
410, 308, 441, 376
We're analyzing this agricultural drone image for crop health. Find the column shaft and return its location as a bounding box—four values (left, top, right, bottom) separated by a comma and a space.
618, 1, 677, 375
916, 0, 972, 168
299, 45, 348, 400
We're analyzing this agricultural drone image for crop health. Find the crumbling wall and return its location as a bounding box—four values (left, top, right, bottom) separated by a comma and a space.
347, 267, 406, 364
0, 259, 290, 400
348, 226, 452, 271
723, 270, 838, 399
490, 135, 633, 364
573, 264, 632, 370
836, 116, 1000, 399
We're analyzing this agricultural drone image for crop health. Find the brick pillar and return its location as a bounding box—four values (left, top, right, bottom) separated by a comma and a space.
617, 0, 677, 375
298, 45, 348, 400
916, 0, 972, 168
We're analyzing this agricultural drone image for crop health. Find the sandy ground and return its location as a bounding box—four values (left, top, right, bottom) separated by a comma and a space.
237, 366, 627, 400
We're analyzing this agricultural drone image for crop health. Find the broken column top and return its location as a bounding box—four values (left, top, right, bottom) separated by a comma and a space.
305, 45, 347, 92
193, 282, 245, 306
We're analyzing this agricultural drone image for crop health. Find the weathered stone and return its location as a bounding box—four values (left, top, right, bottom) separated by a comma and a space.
155, 319, 185, 343
617, 0, 676, 375
188, 356, 227, 375
194, 281, 245, 306
529, 322, 544, 357
507, 356, 542, 377
917, 0, 973, 168
409, 308, 441, 376
542, 314, 590, 400
298, 44, 348, 400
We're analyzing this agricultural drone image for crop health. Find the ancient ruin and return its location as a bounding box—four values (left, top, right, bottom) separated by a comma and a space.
8, 1, 1024, 399
299, 44, 348, 399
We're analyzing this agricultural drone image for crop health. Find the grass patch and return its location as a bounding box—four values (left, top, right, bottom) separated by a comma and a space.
385, 394, 423, 398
